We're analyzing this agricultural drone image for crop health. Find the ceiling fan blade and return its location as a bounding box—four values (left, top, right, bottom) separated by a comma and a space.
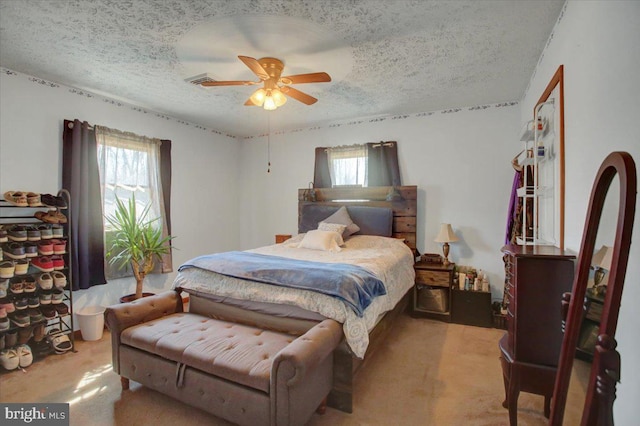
238, 55, 270, 80
281, 86, 318, 105
280, 72, 331, 85
200, 80, 258, 87
244, 97, 258, 106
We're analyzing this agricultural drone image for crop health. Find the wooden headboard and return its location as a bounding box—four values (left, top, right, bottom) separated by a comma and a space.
298, 185, 418, 255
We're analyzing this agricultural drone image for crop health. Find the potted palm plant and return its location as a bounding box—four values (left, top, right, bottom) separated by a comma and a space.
105, 195, 174, 301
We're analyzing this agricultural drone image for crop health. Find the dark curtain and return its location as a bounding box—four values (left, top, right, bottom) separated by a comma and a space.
62, 119, 107, 290
365, 141, 401, 186
159, 139, 173, 273
313, 147, 331, 188
312, 141, 401, 188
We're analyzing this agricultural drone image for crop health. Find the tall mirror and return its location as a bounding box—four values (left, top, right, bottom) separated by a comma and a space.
550, 152, 636, 425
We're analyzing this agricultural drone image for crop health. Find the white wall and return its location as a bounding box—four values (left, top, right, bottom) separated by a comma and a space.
238, 105, 520, 301
520, 1, 640, 423
0, 70, 241, 312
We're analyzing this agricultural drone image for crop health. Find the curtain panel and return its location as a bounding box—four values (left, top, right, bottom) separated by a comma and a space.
62, 119, 107, 290
365, 141, 401, 187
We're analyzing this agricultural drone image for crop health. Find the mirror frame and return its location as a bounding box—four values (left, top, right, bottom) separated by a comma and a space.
535, 65, 565, 249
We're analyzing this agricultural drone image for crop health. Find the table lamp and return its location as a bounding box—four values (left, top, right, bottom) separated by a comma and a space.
434, 223, 458, 266
591, 245, 613, 295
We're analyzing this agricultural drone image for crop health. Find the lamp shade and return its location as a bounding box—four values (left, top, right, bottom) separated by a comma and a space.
592, 245, 613, 270
434, 223, 458, 243
250, 88, 266, 106
271, 88, 287, 107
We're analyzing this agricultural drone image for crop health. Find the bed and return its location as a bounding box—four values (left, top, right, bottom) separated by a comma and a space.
173, 185, 418, 412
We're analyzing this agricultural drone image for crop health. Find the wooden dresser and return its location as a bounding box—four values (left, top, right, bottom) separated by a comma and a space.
499, 244, 575, 425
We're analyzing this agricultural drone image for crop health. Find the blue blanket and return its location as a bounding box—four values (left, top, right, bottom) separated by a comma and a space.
178, 251, 386, 317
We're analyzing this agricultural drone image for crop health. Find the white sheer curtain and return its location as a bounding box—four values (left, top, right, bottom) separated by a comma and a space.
96, 125, 167, 233
327, 144, 368, 187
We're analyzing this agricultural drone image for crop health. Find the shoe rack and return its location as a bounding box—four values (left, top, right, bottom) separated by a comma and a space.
0, 189, 75, 371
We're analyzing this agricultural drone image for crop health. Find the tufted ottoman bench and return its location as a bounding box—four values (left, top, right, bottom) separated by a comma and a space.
105, 291, 342, 426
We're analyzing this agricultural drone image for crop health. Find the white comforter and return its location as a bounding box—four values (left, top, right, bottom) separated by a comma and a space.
173, 234, 415, 358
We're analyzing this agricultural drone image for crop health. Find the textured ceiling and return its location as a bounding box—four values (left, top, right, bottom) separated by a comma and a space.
0, 0, 565, 138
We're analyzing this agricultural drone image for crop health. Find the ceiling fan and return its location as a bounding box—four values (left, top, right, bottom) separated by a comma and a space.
197, 56, 331, 110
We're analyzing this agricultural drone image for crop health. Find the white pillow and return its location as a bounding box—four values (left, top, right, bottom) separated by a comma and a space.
318, 222, 347, 235
298, 230, 344, 252
320, 206, 360, 238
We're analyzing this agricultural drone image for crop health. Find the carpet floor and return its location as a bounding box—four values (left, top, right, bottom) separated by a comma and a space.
0, 314, 590, 425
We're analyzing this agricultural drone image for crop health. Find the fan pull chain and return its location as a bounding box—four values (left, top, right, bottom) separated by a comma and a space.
267, 114, 271, 173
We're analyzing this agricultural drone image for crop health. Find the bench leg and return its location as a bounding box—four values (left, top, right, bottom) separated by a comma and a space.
121, 377, 130, 391
316, 397, 327, 415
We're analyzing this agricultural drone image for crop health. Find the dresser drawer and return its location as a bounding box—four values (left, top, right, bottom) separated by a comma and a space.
507, 310, 515, 350
415, 269, 450, 287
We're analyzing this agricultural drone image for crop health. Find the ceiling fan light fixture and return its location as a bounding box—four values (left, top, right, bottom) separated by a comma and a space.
272, 88, 287, 107
263, 93, 277, 110
250, 88, 267, 106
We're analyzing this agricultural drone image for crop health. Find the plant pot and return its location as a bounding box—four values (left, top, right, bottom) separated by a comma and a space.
119, 292, 155, 304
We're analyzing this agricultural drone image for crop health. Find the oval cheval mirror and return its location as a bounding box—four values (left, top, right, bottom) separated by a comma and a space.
550, 152, 637, 425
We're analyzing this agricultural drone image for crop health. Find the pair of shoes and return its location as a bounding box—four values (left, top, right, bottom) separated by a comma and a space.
9, 276, 24, 294
40, 194, 67, 209
1, 344, 33, 368
46, 329, 72, 354
3, 191, 28, 207
0, 226, 7, 243
37, 240, 65, 256
34, 210, 67, 224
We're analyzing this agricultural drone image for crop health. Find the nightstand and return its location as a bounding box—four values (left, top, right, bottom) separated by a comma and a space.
412, 262, 454, 321
275, 234, 292, 244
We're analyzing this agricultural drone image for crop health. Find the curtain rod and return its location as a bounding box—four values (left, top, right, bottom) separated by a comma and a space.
66, 121, 94, 130
324, 141, 395, 152
372, 142, 395, 148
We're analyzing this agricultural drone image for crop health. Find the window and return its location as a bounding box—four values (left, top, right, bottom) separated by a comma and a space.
327, 144, 368, 187
96, 126, 171, 278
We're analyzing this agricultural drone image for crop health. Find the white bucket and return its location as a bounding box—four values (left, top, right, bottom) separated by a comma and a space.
76, 306, 106, 341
